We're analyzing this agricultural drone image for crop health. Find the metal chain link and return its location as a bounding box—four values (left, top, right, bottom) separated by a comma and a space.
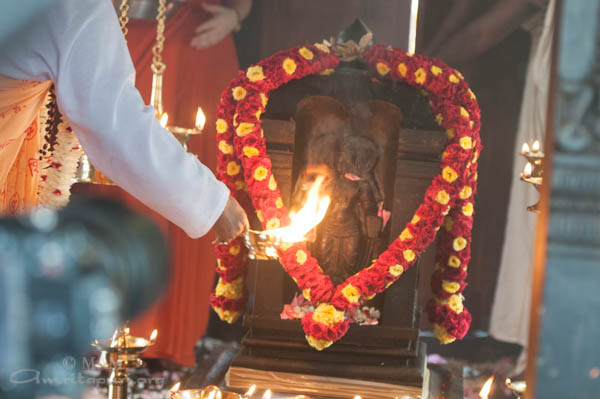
118, 0, 130, 37
151, 0, 167, 75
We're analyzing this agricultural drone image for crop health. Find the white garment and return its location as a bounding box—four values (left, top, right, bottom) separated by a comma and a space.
489, 0, 554, 352
0, 0, 229, 238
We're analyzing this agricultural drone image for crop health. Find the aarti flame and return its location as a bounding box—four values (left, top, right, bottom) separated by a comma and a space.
523, 162, 533, 177
521, 142, 530, 154
479, 376, 494, 399
244, 384, 256, 397
267, 175, 331, 243
262, 389, 272, 399
160, 113, 169, 128
196, 107, 206, 131
150, 329, 158, 342
170, 382, 181, 392
532, 139, 540, 152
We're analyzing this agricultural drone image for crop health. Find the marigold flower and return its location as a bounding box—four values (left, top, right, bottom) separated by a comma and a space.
468, 89, 476, 99
299, 47, 314, 60
411, 214, 421, 225
442, 280, 460, 294
268, 175, 277, 190
246, 65, 265, 82
256, 210, 263, 222
414, 67, 427, 84
276, 197, 284, 208
214, 307, 240, 324
216, 118, 228, 133
435, 189, 450, 205
434, 323, 456, 344
218, 140, 233, 154
397, 63, 407, 77
216, 276, 244, 299
447, 294, 464, 314
389, 264, 404, 277
266, 217, 280, 230
243, 146, 259, 157
253, 166, 268, 181
341, 284, 361, 303
306, 335, 333, 351
314, 42, 330, 53
234, 180, 245, 191
460, 136, 472, 150
319, 68, 335, 76
431, 65, 442, 76
459, 186, 472, 199
460, 106, 470, 118
462, 202, 474, 216
400, 228, 413, 241
403, 249, 416, 262
449, 74, 460, 83
302, 288, 311, 300
446, 128, 455, 139
296, 249, 307, 265
229, 245, 241, 255
453, 237, 467, 251
442, 166, 458, 183
448, 255, 461, 268
226, 161, 240, 176
260, 92, 268, 108
435, 113, 443, 125
232, 86, 247, 101
282, 57, 297, 75
376, 62, 390, 76
312, 303, 344, 325
236, 122, 254, 137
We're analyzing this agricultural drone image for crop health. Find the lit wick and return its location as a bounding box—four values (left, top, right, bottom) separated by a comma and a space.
521, 142, 530, 154
479, 376, 494, 399
262, 389, 272, 399
150, 329, 158, 343
243, 384, 256, 398
523, 162, 533, 178
196, 107, 206, 131
170, 382, 181, 393
532, 139, 540, 153
160, 113, 169, 128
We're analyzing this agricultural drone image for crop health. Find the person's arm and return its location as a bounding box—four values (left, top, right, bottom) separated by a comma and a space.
191, 0, 252, 49
0, 0, 246, 240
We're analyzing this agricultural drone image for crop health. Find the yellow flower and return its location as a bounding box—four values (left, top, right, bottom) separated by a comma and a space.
468, 88, 476, 99
232, 86, 247, 101
256, 210, 263, 222
447, 294, 464, 314
376, 62, 390, 76
435, 113, 443, 125
435, 190, 450, 205
442, 166, 458, 183
275, 197, 284, 209
462, 202, 474, 216
411, 214, 421, 225
460, 136, 472, 150
472, 151, 479, 163
446, 128, 455, 139
319, 68, 335, 76
279, 242, 292, 251
282, 58, 297, 75
299, 47, 314, 60
306, 335, 333, 351
302, 288, 311, 300
260, 92, 268, 108
246, 65, 265, 82
216, 118, 228, 133
460, 106, 469, 118
453, 237, 467, 251
229, 245, 241, 255
243, 146, 259, 157
295, 249, 307, 265
431, 65, 443, 76
266, 218, 280, 230
218, 140, 234, 154
459, 186, 472, 199
255, 109, 262, 120
469, 120, 475, 128
215, 307, 241, 324
226, 161, 240, 176
434, 323, 456, 344
474, 172, 478, 181
215, 276, 244, 300
234, 180, 245, 191
341, 284, 361, 303
253, 166, 268, 181
312, 303, 345, 325
442, 280, 460, 294
403, 249, 416, 262
268, 175, 277, 190
443, 216, 454, 232
400, 228, 413, 241
397, 63, 407, 77
456, 70, 464, 80
389, 264, 404, 277
236, 122, 255, 137
414, 67, 427, 84
314, 43, 330, 53
448, 255, 461, 268
449, 74, 460, 84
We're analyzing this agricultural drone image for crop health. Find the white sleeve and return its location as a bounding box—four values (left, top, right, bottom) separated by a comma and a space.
0, 0, 229, 238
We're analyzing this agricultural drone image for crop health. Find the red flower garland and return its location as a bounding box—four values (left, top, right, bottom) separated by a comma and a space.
210, 43, 481, 349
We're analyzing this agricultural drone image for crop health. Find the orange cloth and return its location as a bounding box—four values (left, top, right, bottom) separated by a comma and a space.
78, 1, 239, 366
0, 78, 51, 214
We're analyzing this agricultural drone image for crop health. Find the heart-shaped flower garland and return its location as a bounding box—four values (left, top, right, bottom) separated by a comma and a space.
210, 43, 481, 350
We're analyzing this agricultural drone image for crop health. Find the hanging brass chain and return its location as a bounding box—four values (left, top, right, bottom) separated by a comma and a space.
151, 0, 167, 75
118, 0, 130, 37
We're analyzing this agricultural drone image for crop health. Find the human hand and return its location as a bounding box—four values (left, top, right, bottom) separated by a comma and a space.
213, 194, 249, 244
190, 3, 239, 49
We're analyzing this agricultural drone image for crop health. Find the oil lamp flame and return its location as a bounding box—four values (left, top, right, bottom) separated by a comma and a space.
267, 175, 331, 243
150, 329, 158, 342
532, 139, 540, 152
353, 396, 362, 399
196, 107, 206, 131
521, 142, 530, 154
170, 382, 181, 392
160, 113, 169, 128
524, 162, 533, 177
479, 376, 494, 399
262, 389, 272, 399
244, 384, 256, 397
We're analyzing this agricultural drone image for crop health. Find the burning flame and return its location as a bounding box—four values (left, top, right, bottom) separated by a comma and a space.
170, 382, 181, 392
262, 390, 272, 399
353, 396, 362, 399
150, 329, 158, 342
524, 162, 533, 177
521, 142, 530, 154
244, 385, 256, 397
266, 175, 331, 243
196, 107, 206, 130
160, 113, 169, 128
532, 139, 540, 152
479, 376, 494, 399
